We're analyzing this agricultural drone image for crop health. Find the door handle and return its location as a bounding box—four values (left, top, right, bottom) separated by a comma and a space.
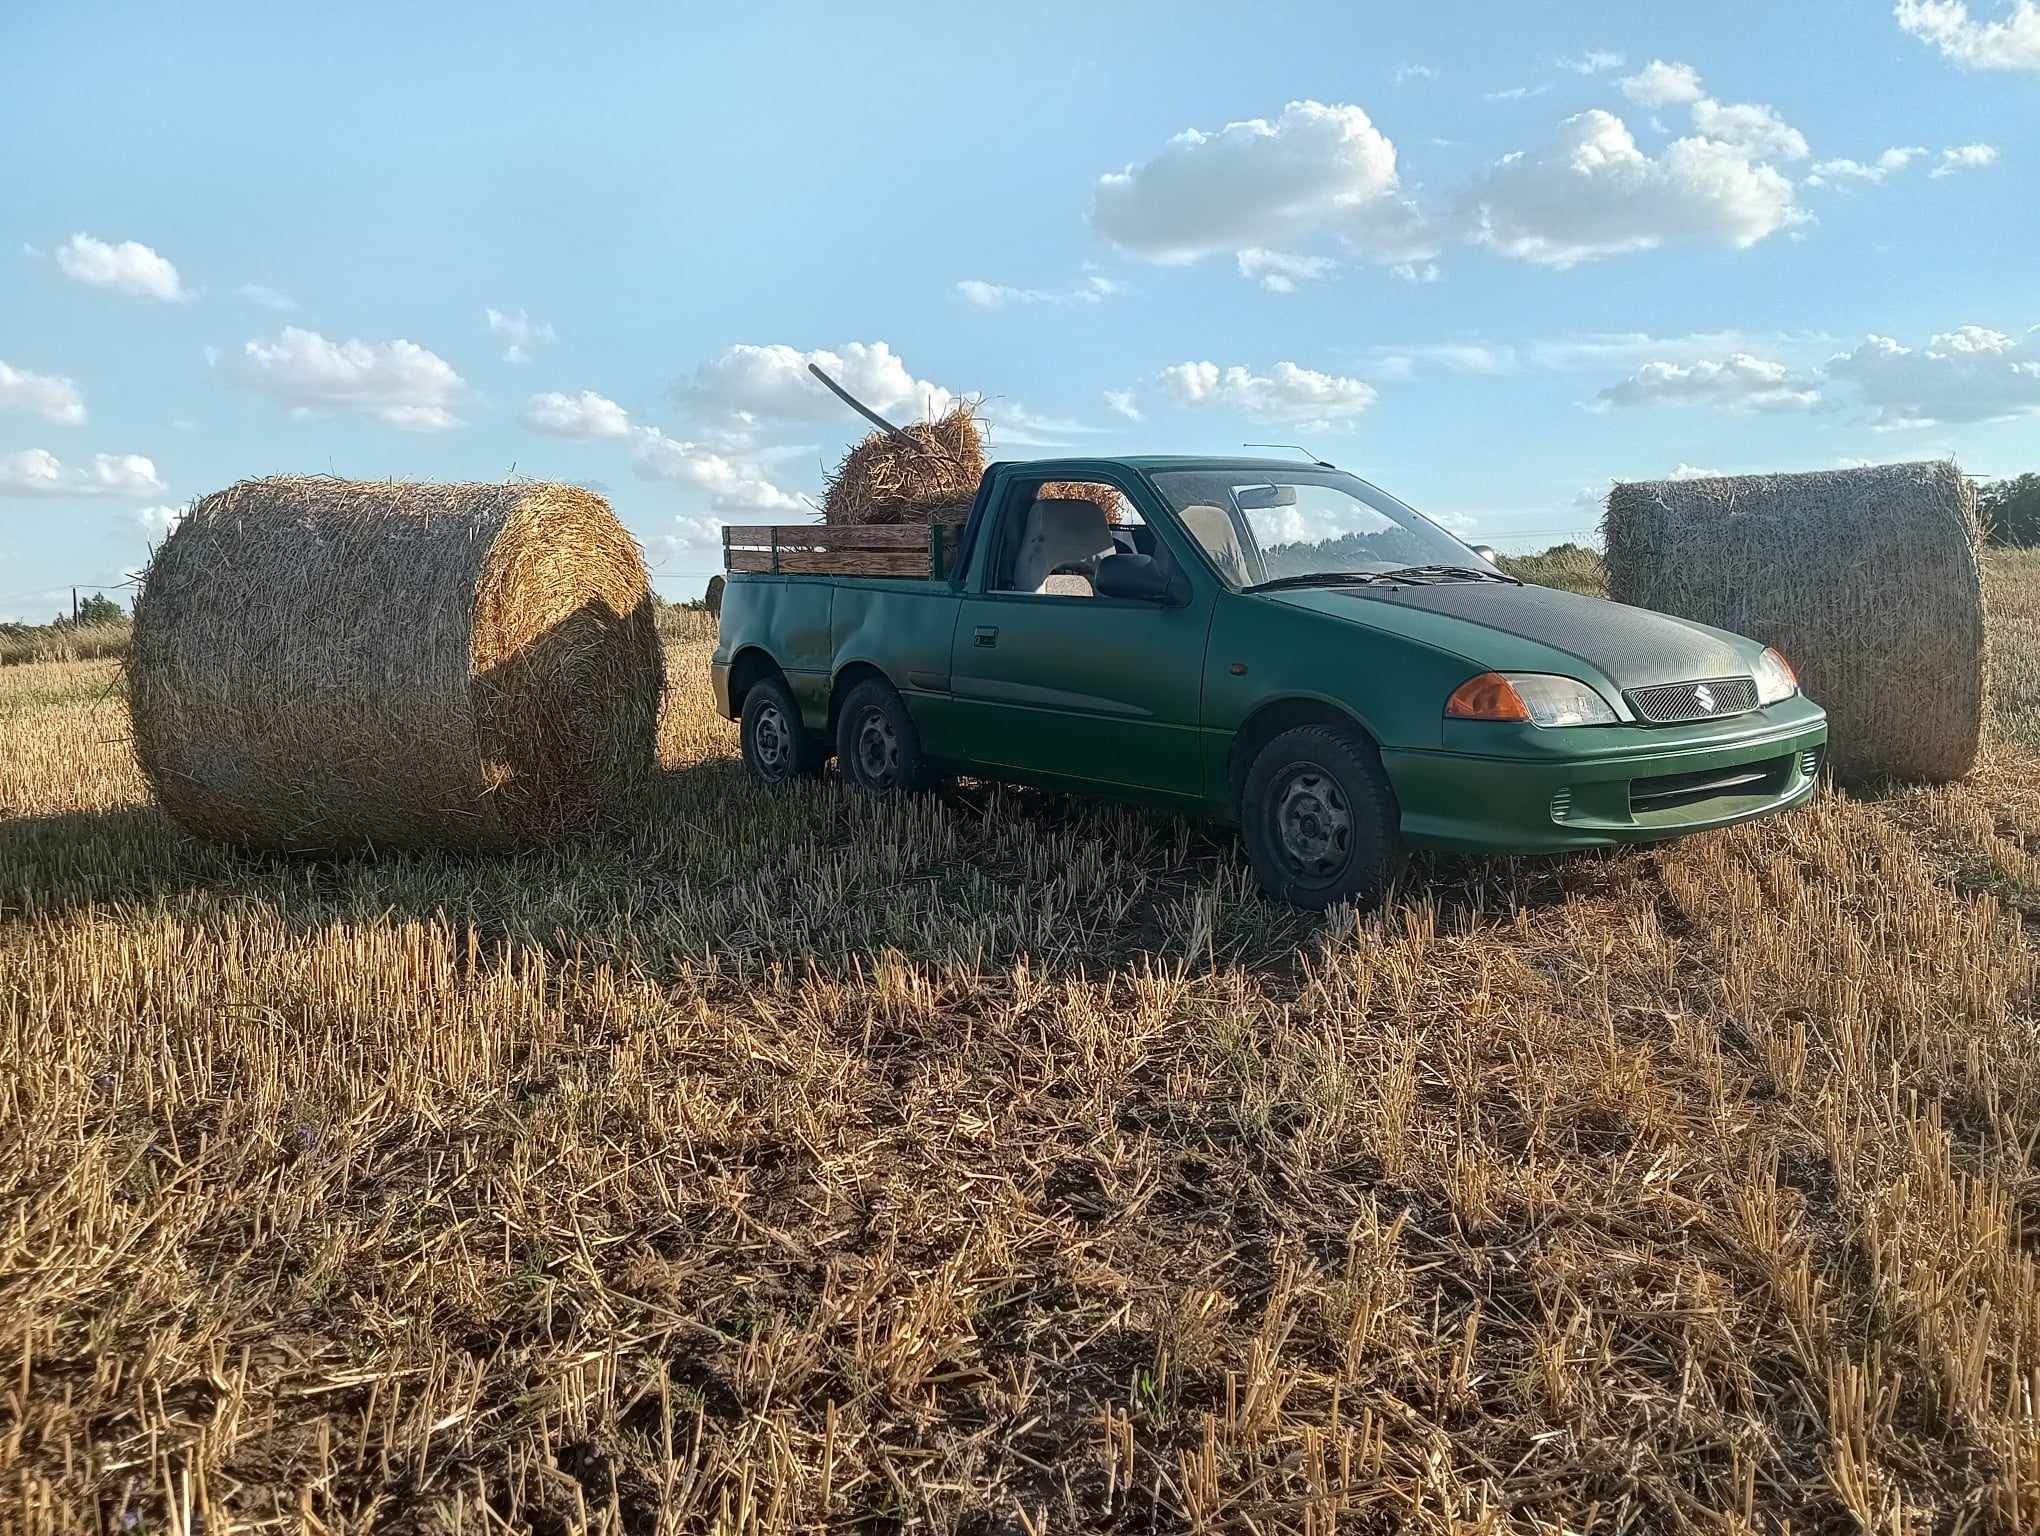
974, 625, 999, 647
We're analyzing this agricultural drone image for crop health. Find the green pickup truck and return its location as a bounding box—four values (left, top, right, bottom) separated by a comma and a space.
712, 456, 1826, 909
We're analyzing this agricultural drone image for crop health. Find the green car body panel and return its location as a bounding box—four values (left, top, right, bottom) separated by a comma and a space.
712, 456, 1828, 853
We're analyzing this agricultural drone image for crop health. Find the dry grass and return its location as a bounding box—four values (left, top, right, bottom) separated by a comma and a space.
0, 620, 132, 668
3, 558, 2039, 1533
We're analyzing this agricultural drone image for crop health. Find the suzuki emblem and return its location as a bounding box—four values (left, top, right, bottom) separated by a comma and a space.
1693, 683, 1716, 712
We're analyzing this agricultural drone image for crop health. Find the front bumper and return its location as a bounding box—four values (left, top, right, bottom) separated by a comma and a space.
1384, 696, 1829, 854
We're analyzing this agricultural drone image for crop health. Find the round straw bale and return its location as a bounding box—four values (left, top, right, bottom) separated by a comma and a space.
1602, 460, 1984, 784
822, 404, 986, 526
129, 476, 664, 851
1036, 480, 1125, 524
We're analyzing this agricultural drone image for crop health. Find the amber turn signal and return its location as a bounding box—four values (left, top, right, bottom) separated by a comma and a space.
1446, 672, 1533, 722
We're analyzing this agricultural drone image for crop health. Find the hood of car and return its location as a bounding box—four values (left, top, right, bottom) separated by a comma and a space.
1268, 580, 1758, 691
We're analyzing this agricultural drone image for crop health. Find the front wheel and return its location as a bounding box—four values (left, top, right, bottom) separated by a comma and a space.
1240, 724, 1401, 911
835, 678, 931, 794
740, 674, 823, 784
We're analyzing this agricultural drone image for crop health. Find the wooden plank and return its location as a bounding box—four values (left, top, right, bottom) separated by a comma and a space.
722, 523, 963, 550
726, 548, 937, 577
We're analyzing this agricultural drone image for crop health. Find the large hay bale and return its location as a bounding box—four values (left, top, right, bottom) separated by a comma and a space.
130, 477, 664, 851
1603, 461, 1983, 784
1037, 480, 1124, 524
822, 404, 985, 525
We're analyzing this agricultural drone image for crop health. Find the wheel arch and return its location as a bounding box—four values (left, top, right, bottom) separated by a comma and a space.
726, 645, 788, 718
1227, 695, 1385, 811
827, 659, 895, 740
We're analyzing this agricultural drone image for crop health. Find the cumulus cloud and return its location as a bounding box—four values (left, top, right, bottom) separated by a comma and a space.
485, 306, 555, 364
55, 234, 185, 300
631, 428, 806, 512
239, 327, 465, 431
1895, 0, 2040, 73
0, 449, 164, 498
1689, 98, 1809, 161
136, 504, 185, 539
1103, 389, 1143, 422
239, 284, 296, 311
0, 360, 86, 426
1620, 60, 1706, 106
1156, 361, 1378, 426
682, 341, 955, 424
1593, 354, 1823, 412
1932, 143, 2001, 176
1807, 146, 1928, 185
956, 274, 1122, 308
1826, 326, 2040, 426
1394, 62, 1438, 85
1090, 100, 1404, 265
523, 390, 632, 439
1465, 110, 1804, 267
1236, 248, 1335, 293
1556, 49, 1626, 75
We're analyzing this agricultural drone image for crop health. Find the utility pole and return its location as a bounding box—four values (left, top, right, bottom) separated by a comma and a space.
71, 587, 78, 626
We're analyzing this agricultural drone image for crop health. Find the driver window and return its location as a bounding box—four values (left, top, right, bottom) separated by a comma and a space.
994, 482, 1143, 597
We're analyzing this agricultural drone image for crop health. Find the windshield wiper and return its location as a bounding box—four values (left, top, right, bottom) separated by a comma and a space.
1247, 571, 1396, 593
1376, 564, 1523, 586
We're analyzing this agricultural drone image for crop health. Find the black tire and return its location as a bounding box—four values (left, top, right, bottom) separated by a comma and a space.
1240, 724, 1401, 911
740, 674, 822, 785
835, 677, 931, 794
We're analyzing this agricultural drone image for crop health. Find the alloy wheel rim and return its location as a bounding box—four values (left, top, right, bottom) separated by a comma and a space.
1274, 767, 1352, 880
855, 708, 898, 783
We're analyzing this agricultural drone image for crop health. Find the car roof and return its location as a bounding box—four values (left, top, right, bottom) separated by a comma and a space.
1000, 455, 1348, 476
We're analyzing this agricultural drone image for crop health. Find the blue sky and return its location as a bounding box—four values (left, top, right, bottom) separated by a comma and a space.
3, 0, 2036, 619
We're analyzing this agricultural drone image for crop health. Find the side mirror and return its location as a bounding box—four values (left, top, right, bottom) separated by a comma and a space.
1471, 544, 1500, 565
1095, 552, 1175, 602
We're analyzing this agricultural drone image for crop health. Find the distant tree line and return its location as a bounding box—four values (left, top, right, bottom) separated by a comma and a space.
1980, 474, 2040, 547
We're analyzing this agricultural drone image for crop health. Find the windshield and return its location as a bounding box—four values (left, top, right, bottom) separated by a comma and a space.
1149, 468, 1485, 590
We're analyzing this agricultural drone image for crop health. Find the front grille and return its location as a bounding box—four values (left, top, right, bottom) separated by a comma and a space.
1631, 755, 1791, 815
1626, 675, 1760, 724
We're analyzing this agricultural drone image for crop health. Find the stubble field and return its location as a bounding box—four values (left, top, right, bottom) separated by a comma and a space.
3, 557, 2039, 1534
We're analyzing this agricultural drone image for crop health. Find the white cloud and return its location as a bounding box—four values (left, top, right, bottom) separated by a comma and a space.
1090, 100, 1403, 265
1895, 0, 2040, 73
1365, 342, 1520, 376
1157, 360, 1378, 426
0, 361, 86, 426
1394, 62, 1438, 85
1689, 98, 1809, 161
55, 234, 185, 301
1103, 389, 1143, 422
1807, 146, 1928, 185
1391, 260, 1442, 284
1593, 354, 1823, 412
1556, 50, 1626, 75
1931, 142, 2001, 176
1826, 326, 2040, 426
239, 327, 465, 431
1669, 463, 1727, 480
683, 341, 955, 424
1484, 83, 1554, 103
631, 428, 806, 512
1236, 247, 1335, 293
1620, 60, 1706, 106
956, 274, 1122, 307
239, 284, 296, 311
1465, 109, 1804, 267
485, 306, 555, 364
136, 504, 184, 539
523, 390, 632, 439
0, 449, 164, 498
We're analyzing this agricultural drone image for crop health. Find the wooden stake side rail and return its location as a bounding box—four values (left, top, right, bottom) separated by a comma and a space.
722, 522, 967, 579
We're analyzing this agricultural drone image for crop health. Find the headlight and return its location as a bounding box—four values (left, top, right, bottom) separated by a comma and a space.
1752, 646, 1798, 706
1446, 672, 1619, 727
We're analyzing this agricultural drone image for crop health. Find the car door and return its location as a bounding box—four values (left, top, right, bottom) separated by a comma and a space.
947, 474, 1214, 797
